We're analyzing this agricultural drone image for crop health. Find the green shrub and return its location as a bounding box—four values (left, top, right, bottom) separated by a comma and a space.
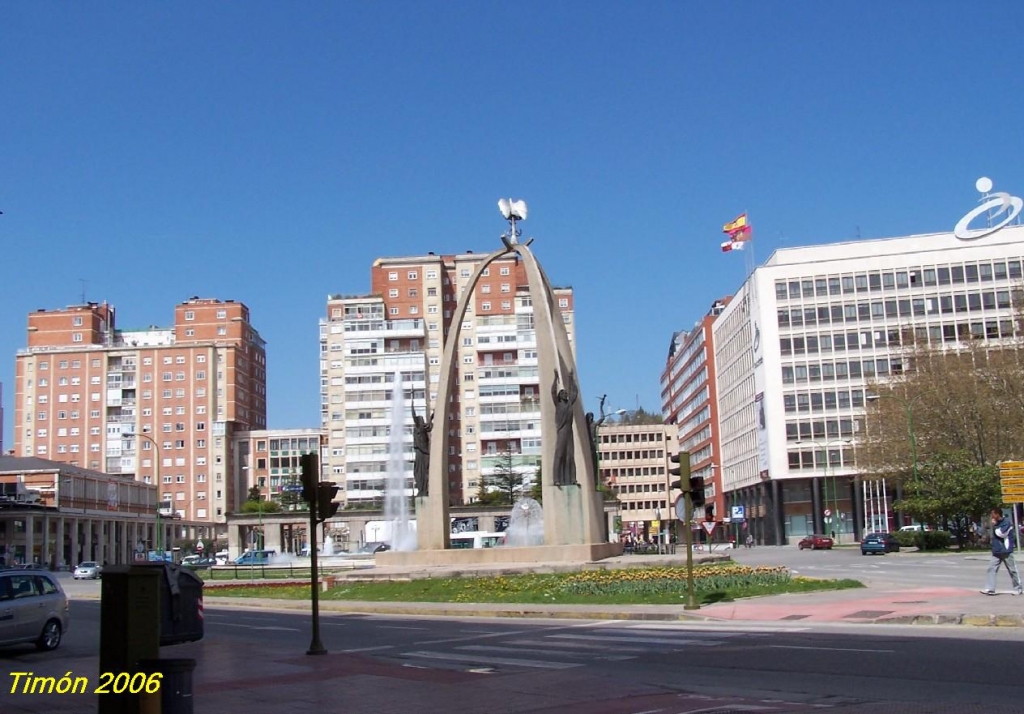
919, 530, 951, 550
893, 531, 918, 548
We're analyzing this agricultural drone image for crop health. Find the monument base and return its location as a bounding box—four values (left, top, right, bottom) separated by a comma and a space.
544, 483, 585, 545
376, 541, 623, 567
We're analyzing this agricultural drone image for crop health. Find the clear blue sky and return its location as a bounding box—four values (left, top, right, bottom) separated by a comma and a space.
3, 2, 1024, 448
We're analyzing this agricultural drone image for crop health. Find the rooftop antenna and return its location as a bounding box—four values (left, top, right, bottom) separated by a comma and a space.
79, 279, 88, 304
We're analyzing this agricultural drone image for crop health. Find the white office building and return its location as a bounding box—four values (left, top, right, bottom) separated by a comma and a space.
714, 215, 1024, 544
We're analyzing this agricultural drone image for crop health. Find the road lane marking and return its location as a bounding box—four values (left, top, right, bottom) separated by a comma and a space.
377, 625, 429, 630
456, 644, 635, 661
415, 627, 537, 645
506, 638, 651, 652
400, 650, 580, 669
545, 633, 725, 646
769, 645, 895, 653
342, 645, 395, 653
215, 623, 300, 632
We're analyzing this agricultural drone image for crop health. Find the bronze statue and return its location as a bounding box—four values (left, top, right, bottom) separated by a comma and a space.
413, 406, 433, 497
585, 411, 599, 485
552, 369, 579, 486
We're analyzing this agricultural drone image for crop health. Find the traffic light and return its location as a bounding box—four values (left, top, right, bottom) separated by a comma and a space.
668, 451, 690, 491
704, 504, 715, 522
316, 482, 340, 523
690, 476, 706, 507
300, 453, 319, 505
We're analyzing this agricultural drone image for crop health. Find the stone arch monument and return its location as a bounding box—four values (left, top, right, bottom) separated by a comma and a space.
378, 204, 623, 566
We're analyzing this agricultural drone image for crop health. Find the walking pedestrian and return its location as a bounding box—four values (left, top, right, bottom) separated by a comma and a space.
981, 507, 1022, 596
745, 533, 754, 549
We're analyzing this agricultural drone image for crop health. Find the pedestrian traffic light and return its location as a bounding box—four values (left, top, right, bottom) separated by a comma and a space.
316, 482, 340, 523
690, 476, 706, 507
668, 451, 690, 491
704, 504, 715, 522
300, 453, 319, 505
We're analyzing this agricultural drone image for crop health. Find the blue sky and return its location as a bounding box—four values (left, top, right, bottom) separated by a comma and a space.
3, 2, 1024, 448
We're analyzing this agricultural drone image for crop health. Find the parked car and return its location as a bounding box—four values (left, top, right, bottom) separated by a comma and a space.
0, 569, 70, 651
357, 542, 390, 554
798, 534, 834, 550
861, 532, 900, 555
73, 561, 102, 580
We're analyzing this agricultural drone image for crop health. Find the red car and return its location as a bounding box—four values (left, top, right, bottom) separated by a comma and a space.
798, 534, 834, 550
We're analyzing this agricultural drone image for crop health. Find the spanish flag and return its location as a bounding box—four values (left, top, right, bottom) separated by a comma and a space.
730, 225, 753, 242
722, 213, 748, 236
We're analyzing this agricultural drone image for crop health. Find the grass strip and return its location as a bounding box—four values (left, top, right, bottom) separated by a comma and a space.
203, 563, 862, 606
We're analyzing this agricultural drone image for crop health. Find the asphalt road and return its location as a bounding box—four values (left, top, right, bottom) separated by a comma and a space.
727, 543, 988, 589
6, 599, 1024, 713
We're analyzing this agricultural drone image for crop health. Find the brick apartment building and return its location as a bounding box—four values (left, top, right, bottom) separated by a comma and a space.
320, 251, 574, 507
13, 298, 266, 532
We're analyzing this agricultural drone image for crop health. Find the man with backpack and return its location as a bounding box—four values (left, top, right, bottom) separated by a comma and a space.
981, 507, 1022, 596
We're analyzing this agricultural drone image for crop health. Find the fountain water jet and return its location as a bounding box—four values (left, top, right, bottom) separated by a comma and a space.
384, 373, 418, 551
505, 496, 545, 547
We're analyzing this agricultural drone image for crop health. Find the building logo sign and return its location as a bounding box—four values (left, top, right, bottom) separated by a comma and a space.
954, 177, 1022, 241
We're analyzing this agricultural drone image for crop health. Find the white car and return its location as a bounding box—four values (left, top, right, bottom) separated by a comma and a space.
0, 570, 70, 651
73, 562, 102, 580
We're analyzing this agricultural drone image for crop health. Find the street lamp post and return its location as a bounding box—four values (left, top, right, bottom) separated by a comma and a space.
796, 438, 852, 543
135, 432, 164, 559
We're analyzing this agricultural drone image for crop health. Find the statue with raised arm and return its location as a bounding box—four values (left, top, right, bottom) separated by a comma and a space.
413, 405, 433, 497
552, 369, 579, 486
586, 395, 611, 486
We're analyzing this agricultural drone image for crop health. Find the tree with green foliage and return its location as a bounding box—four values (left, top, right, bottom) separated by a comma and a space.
240, 499, 281, 514
278, 472, 303, 511
893, 450, 1001, 549
246, 486, 261, 502
618, 407, 664, 426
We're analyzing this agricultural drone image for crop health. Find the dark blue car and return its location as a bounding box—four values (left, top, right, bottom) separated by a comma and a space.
861, 532, 900, 555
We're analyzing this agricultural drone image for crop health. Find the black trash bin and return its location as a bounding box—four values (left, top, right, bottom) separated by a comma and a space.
138, 562, 204, 646
139, 658, 196, 714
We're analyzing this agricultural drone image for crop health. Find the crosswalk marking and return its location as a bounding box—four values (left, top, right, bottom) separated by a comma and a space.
609, 623, 807, 634
504, 638, 652, 653
457, 644, 636, 661
544, 633, 725, 647
399, 650, 581, 669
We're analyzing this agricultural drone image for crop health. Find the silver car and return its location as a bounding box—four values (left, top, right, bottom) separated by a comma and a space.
73, 561, 102, 580
0, 570, 70, 651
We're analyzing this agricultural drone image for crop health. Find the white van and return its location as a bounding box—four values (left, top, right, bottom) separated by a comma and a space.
450, 531, 506, 549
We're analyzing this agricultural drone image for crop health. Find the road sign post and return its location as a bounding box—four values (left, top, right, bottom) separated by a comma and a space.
999, 461, 1024, 504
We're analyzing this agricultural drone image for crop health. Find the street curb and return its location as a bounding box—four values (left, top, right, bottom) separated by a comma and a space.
202, 596, 712, 621
877, 613, 1024, 627
71, 591, 1024, 627
194, 596, 1024, 627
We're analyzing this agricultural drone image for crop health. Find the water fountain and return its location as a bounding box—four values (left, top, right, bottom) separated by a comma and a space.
384, 373, 418, 551
505, 496, 545, 547
321, 536, 336, 556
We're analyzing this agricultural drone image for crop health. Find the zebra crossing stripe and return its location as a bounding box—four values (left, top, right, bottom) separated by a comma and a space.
399, 650, 581, 669
456, 644, 635, 661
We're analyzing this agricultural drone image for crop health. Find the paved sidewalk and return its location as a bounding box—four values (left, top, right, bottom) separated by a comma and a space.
203, 584, 1024, 626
